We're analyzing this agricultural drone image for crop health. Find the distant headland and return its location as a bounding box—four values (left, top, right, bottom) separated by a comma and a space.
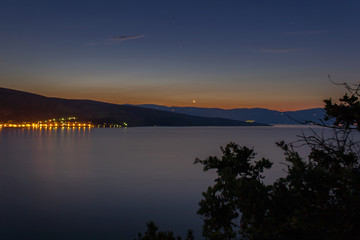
0, 87, 270, 127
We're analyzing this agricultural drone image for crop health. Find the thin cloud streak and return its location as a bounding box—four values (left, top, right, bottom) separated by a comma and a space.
285, 30, 326, 35
111, 34, 144, 42
86, 35, 144, 46
260, 48, 303, 53
103, 34, 145, 45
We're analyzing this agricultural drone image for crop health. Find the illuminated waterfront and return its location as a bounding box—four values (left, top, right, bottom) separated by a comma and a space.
0, 117, 128, 128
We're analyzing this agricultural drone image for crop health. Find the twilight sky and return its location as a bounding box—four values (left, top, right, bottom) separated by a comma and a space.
1, 0, 359, 110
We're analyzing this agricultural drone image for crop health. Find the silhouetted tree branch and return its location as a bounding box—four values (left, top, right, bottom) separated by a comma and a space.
135, 222, 195, 240
136, 81, 360, 240
194, 82, 360, 240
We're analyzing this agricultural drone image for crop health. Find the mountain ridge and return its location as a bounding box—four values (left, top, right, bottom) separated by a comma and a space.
0, 87, 268, 127
132, 104, 326, 125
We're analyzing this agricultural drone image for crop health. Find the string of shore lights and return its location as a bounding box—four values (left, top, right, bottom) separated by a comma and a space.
0, 117, 127, 128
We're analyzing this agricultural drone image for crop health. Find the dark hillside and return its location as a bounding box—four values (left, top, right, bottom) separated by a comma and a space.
0, 87, 268, 127
136, 104, 326, 125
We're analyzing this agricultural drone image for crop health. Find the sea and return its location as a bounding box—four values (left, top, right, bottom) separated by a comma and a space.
0, 125, 322, 239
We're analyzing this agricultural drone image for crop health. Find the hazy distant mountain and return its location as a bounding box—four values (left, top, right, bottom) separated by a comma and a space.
134, 104, 327, 125
0, 87, 268, 127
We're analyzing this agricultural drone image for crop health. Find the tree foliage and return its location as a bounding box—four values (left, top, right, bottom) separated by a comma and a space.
324, 79, 360, 130
324, 94, 360, 130
135, 222, 195, 240
194, 85, 360, 239
194, 144, 272, 239
136, 83, 360, 240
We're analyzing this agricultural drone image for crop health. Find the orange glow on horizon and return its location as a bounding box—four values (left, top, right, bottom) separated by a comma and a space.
3, 85, 330, 112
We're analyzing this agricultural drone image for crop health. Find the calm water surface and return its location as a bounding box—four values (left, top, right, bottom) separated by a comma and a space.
0, 126, 320, 239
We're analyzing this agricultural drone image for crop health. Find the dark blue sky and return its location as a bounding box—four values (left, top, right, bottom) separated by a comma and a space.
1, 0, 359, 110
